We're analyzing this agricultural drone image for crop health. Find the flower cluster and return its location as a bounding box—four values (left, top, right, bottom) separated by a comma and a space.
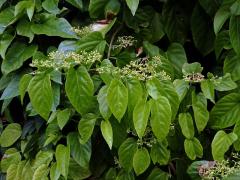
31, 50, 102, 70
200, 154, 240, 179
71, 26, 92, 37
113, 36, 137, 49
97, 56, 171, 81
183, 73, 204, 83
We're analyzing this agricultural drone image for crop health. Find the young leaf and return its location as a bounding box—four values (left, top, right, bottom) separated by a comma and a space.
184, 138, 203, 160
133, 147, 150, 175
150, 96, 172, 141
101, 120, 113, 149
211, 131, 237, 161
150, 140, 170, 165
50, 163, 60, 180
0, 148, 21, 172
178, 113, 195, 139
78, 113, 97, 143
200, 79, 215, 103
133, 99, 151, 139
0, 123, 21, 147
230, 15, 240, 55
118, 138, 138, 172
28, 73, 53, 120
192, 92, 209, 133
32, 164, 49, 180
125, 0, 139, 16
19, 74, 32, 104
57, 109, 71, 130
209, 93, 240, 129
65, 66, 95, 115
56, 144, 70, 179
107, 79, 128, 122
97, 86, 112, 120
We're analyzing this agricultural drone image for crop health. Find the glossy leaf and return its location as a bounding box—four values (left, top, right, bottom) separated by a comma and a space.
101, 120, 113, 149
211, 131, 237, 160
150, 96, 172, 141
184, 138, 203, 160
209, 93, 240, 129
133, 147, 150, 175
57, 109, 71, 130
118, 138, 138, 172
200, 79, 215, 103
28, 73, 53, 120
97, 86, 112, 120
65, 66, 95, 115
133, 99, 151, 138
19, 74, 32, 104
178, 113, 194, 139
0, 123, 22, 147
125, 0, 139, 16
150, 140, 170, 165
107, 79, 128, 122
230, 15, 240, 55
56, 144, 70, 179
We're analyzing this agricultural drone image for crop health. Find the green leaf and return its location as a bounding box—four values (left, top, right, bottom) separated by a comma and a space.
209, 93, 240, 129
178, 113, 194, 139
230, 15, 240, 55
182, 62, 203, 75
67, 132, 91, 168
214, 73, 237, 91
133, 147, 150, 175
233, 120, 240, 150
0, 0, 7, 9
57, 109, 71, 130
192, 92, 209, 133
184, 138, 203, 160
31, 17, 76, 38
15, 1, 35, 21
97, 86, 112, 120
78, 113, 97, 143
89, 0, 108, 18
68, 158, 91, 180
32, 164, 49, 180
215, 30, 232, 59
167, 43, 187, 78
56, 144, 70, 179
173, 79, 189, 102
105, 0, 120, 18
107, 79, 128, 122
17, 19, 34, 43
147, 168, 169, 180
101, 120, 113, 149
0, 123, 21, 147
0, 7, 16, 34
19, 74, 32, 104
1, 42, 37, 75
150, 140, 170, 165
214, 7, 230, 34
211, 130, 237, 161
0, 32, 14, 59
191, 4, 215, 55
150, 96, 172, 141
200, 79, 215, 103
6, 164, 18, 180
118, 138, 138, 172
125, 0, 139, 16
146, 78, 179, 120
42, 0, 60, 15
0, 75, 20, 100
65, 66, 95, 115
105, 168, 117, 180
0, 148, 21, 172
28, 73, 53, 120
50, 163, 60, 180
76, 32, 106, 55
32, 151, 53, 170
224, 52, 240, 81
66, 0, 83, 10
230, 0, 240, 15
133, 99, 151, 139
116, 170, 135, 180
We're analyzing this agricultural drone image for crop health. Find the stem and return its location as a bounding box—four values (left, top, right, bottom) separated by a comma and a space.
107, 25, 123, 60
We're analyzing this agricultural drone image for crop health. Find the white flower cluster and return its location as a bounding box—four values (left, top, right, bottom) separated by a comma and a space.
31, 50, 102, 70
97, 56, 171, 81
183, 73, 204, 83
113, 36, 137, 49
71, 26, 92, 37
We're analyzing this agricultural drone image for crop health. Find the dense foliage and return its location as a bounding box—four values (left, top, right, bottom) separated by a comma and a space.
0, 0, 240, 179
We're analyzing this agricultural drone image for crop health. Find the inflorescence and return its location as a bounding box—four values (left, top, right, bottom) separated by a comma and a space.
30, 50, 102, 71
112, 36, 137, 49
97, 56, 171, 81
